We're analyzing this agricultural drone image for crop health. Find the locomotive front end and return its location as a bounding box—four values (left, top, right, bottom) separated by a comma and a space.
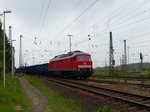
74, 54, 93, 78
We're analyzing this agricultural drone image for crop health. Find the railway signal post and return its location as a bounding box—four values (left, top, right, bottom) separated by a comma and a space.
140, 52, 143, 71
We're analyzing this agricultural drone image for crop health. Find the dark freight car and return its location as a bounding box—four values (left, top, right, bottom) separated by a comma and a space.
16, 63, 48, 74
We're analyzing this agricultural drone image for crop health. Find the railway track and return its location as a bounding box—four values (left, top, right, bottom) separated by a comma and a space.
90, 75, 150, 89
39, 76, 150, 111
86, 79, 150, 89
92, 75, 150, 80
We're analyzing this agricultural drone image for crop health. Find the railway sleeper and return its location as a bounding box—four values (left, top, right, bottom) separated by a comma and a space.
139, 100, 150, 104
124, 96, 141, 101
127, 97, 144, 101
137, 110, 149, 112
112, 102, 121, 108
120, 104, 129, 109
132, 99, 144, 102
127, 107, 139, 112
45, 77, 150, 111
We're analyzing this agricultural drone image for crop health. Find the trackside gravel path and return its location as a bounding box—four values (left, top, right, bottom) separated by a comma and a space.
18, 77, 48, 112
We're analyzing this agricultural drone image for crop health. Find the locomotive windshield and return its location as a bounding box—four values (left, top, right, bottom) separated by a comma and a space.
77, 56, 84, 61
77, 55, 91, 61
86, 55, 91, 61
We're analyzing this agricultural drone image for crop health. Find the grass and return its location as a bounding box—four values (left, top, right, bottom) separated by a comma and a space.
113, 71, 150, 77
95, 70, 150, 78
0, 74, 32, 112
25, 75, 84, 112
25, 75, 119, 112
97, 106, 119, 112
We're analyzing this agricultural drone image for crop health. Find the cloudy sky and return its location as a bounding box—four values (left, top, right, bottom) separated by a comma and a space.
0, 0, 150, 68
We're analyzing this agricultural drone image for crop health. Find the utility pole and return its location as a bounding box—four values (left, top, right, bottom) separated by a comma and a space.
3, 10, 12, 88
122, 54, 124, 68
127, 46, 130, 71
124, 40, 127, 70
19, 35, 23, 67
9, 26, 15, 77
68, 35, 72, 52
109, 32, 115, 75
9, 26, 11, 43
12, 47, 15, 76
127, 46, 129, 64
88, 35, 91, 53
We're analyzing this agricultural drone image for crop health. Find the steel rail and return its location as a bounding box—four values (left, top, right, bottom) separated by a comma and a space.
87, 79, 150, 88
92, 75, 150, 80
41, 77, 150, 110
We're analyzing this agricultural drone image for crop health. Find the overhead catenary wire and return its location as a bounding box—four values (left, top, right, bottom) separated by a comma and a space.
37, 0, 52, 38
111, 0, 150, 27
109, 0, 138, 20
18, 0, 149, 50
35, 0, 46, 36
31, 11, 150, 53
14, 0, 150, 67
84, 14, 150, 41
73, 0, 138, 39
110, 9, 150, 29
47, 0, 82, 36
72, 0, 150, 44
52, 0, 98, 40
12, 26, 70, 46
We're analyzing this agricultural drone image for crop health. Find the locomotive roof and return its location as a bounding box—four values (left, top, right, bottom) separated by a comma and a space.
50, 50, 89, 61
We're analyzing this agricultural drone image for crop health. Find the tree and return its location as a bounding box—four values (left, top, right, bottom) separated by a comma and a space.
0, 23, 12, 76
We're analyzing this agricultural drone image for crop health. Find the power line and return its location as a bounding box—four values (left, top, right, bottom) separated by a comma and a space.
35, 0, 46, 36
52, 0, 98, 40
111, 8, 150, 29
73, 0, 150, 43
70, 17, 150, 47
111, 0, 150, 27
111, 16, 150, 32
73, 0, 138, 38
37, 0, 52, 38
47, 0, 82, 36
12, 27, 35, 38
109, 0, 138, 20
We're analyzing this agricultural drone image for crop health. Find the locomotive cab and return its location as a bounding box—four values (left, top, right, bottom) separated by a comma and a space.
72, 54, 93, 78
76, 54, 92, 69
48, 50, 93, 78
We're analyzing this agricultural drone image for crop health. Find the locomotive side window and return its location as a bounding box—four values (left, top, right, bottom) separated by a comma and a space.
73, 56, 76, 61
77, 56, 84, 61
86, 55, 91, 61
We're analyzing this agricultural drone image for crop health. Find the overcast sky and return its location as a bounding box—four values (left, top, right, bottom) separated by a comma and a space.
0, 0, 150, 68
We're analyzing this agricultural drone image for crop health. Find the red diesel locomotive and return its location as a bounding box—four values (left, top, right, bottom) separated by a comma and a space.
16, 50, 93, 79
48, 50, 93, 78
